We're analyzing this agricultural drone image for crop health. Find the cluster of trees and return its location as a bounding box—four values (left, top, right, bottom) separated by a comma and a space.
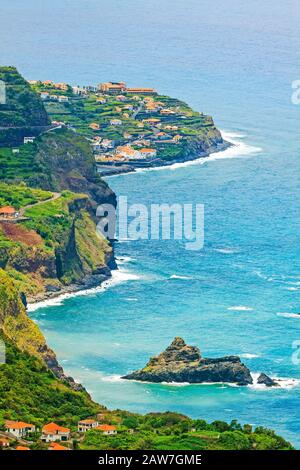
80, 411, 293, 451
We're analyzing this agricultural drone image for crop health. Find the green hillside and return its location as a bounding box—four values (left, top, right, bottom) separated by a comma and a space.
0, 66, 50, 146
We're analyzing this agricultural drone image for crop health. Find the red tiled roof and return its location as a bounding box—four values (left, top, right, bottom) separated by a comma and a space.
79, 419, 97, 425
0, 206, 16, 215
16, 446, 30, 451
42, 422, 70, 434
5, 420, 34, 429
49, 442, 70, 451
96, 424, 116, 432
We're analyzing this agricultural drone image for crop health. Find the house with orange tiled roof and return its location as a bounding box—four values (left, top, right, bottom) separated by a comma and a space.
78, 419, 99, 433
139, 148, 157, 158
100, 82, 126, 94
116, 145, 140, 159
41, 423, 70, 442
54, 83, 68, 91
49, 442, 70, 450
0, 206, 19, 220
15, 446, 30, 451
5, 420, 35, 438
143, 118, 161, 125
95, 424, 117, 435
89, 122, 100, 130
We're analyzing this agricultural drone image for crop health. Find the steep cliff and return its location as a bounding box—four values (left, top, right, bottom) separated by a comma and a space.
0, 268, 85, 389
0, 189, 113, 302
26, 128, 116, 208
0, 66, 50, 147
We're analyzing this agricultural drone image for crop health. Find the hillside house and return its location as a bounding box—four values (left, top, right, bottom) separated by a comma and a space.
41, 423, 70, 442
0, 206, 19, 219
140, 148, 157, 158
58, 95, 69, 103
116, 145, 140, 159
100, 82, 126, 94
54, 83, 68, 91
24, 136, 36, 144
40, 92, 49, 100
110, 119, 122, 126
96, 425, 117, 436
5, 420, 35, 438
89, 122, 100, 130
78, 419, 99, 433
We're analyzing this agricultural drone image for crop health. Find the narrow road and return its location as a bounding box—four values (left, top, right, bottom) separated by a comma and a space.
19, 192, 61, 216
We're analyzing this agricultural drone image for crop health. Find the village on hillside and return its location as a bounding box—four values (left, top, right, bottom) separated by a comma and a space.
0, 413, 126, 451
28, 79, 211, 173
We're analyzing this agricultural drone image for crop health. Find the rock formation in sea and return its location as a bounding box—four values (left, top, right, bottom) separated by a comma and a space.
257, 373, 279, 387
122, 337, 253, 386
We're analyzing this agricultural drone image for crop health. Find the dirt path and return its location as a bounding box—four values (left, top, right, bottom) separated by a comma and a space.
19, 192, 61, 216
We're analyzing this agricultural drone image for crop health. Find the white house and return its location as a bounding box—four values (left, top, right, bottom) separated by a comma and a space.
5, 421, 35, 439
58, 95, 69, 103
95, 425, 117, 436
101, 139, 115, 149
78, 419, 99, 433
23, 137, 36, 144
40, 92, 49, 100
110, 119, 122, 126
41, 422, 70, 442
139, 148, 157, 158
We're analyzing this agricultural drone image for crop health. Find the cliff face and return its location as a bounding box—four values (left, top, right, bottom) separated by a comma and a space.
0, 269, 83, 389
0, 66, 50, 147
0, 192, 114, 302
27, 129, 116, 208
123, 337, 253, 385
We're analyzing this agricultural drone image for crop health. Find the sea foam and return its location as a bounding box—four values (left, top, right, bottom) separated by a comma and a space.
28, 268, 140, 312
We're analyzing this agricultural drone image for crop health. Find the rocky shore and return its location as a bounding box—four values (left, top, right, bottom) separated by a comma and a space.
98, 141, 231, 176
122, 337, 254, 386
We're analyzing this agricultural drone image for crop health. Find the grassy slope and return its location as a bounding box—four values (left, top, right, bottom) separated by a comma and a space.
0, 334, 102, 428
0, 186, 112, 298
0, 66, 49, 146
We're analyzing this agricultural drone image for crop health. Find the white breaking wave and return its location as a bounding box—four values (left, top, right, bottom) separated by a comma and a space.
28, 268, 140, 312
277, 312, 300, 319
214, 248, 238, 254
227, 306, 254, 311
170, 274, 193, 280
101, 374, 124, 383
132, 130, 262, 174
240, 353, 260, 359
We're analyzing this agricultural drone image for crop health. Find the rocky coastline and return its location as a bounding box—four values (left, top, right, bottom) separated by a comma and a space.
98, 141, 232, 176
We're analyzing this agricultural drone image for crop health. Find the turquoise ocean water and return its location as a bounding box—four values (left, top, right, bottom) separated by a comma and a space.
1, 0, 300, 446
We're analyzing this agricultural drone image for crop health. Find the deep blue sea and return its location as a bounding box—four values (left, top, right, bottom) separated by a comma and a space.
2, 0, 300, 446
